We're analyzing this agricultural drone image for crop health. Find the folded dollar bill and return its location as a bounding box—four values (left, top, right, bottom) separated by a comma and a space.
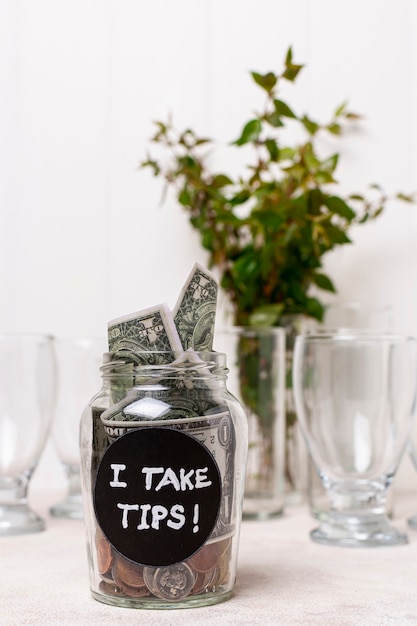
107, 303, 183, 365
173, 263, 218, 351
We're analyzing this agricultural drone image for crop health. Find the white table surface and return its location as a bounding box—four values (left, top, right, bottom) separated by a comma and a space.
2, 488, 417, 626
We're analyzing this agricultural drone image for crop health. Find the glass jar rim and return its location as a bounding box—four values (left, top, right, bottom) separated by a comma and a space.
100, 350, 228, 377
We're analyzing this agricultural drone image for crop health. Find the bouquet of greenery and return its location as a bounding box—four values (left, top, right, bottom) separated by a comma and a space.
142, 48, 414, 502
142, 47, 413, 327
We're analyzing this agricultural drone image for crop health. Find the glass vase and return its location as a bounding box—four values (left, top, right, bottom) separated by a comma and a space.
214, 327, 286, 519
280, 315, 316, 504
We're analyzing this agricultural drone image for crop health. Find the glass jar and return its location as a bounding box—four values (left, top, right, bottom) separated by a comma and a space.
80, 351, 248, 609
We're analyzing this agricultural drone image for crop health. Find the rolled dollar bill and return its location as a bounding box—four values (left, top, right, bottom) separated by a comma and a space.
173, 263, 218, 351
107, 303, 183, 365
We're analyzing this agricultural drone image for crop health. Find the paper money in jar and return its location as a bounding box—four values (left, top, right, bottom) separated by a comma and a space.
79, 263, 248, 609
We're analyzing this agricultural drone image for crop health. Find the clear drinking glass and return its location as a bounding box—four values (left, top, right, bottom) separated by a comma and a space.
50, 337, 106, 519
308, 303, 394, 520
293, 332, 417, 547
0, 333, 56, 535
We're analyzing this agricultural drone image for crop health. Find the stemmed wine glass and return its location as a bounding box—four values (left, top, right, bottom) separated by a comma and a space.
0, 333, 56, 535
49, 337, 105, 519
293, 331, 417, 547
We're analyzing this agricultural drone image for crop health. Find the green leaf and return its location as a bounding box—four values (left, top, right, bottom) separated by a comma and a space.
370, 183, 383, 191
251, 71, 277, 92
307, 188, 324, 215
305, 297, 325, 321
321, 153, 339, 174
302, 143, 320, 170
252, 209, 285, 229
141, 157, 160, 176
201, 230, 215, 250
178, 187, 191, 206
248, 304, 285, 326
264, 111, 284, 128
194, 138, 212, 146
278, 147, 296, 161
282, 48, 303, 82
334, 101, 348, 117
345, 112, 362, 120
327, 123, 341, 135
212, 174, 234, 188
397, 192, 416, 203
314, 171, 336, 185
322, 222, 352, 245
282, 63, 303, 82
285, 47, 293, 65
265, 138, 279, 161
301, 115, 319, 135
274, 99, 296, 118
312, 272, 336, 292
324, 196, 356, 220
233, 119, 262, 146
230, 189, 251, 206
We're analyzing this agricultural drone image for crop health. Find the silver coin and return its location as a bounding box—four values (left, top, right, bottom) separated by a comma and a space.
143, 566, 158, 595
152, 562, 196, 601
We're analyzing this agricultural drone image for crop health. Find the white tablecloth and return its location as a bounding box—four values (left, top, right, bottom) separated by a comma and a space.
2, 488, 417, 625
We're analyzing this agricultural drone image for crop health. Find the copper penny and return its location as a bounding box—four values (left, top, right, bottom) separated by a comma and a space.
206, 550, 231, 591
216, 550, 231, 586
119, 582, 151, 598
98, 580, 123, 597
96, 535, 113, 575
112, 555, 146, 589
188, 538, 229, 573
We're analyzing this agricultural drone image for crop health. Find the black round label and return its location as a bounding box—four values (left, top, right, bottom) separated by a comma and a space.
94, 427, 222, 567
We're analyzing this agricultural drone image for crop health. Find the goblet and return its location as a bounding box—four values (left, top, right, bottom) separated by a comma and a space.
293, 332, 417, 547
309, 304, 393, 521
0, 333, 56, 535
407, 407, 417, 529
49, 337, 105, 519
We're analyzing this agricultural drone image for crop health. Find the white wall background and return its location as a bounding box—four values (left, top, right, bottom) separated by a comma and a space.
1, 0, 417, 494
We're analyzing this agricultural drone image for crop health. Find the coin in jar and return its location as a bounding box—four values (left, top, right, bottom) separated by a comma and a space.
217, 549, 231, 586
118, 582, 151, 598
112, 554, 145, 589
98, 580, 123, 597
188, 537, 230, 573
96, 534, 113, 576
209, 550, 231, 590
152, 562, 196, 601
191, 568, 216, 595
143, 566, 158, 596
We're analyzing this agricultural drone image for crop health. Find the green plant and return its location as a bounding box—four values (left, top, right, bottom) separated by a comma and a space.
141, 48, 415, 501
142, 47, 413, 327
